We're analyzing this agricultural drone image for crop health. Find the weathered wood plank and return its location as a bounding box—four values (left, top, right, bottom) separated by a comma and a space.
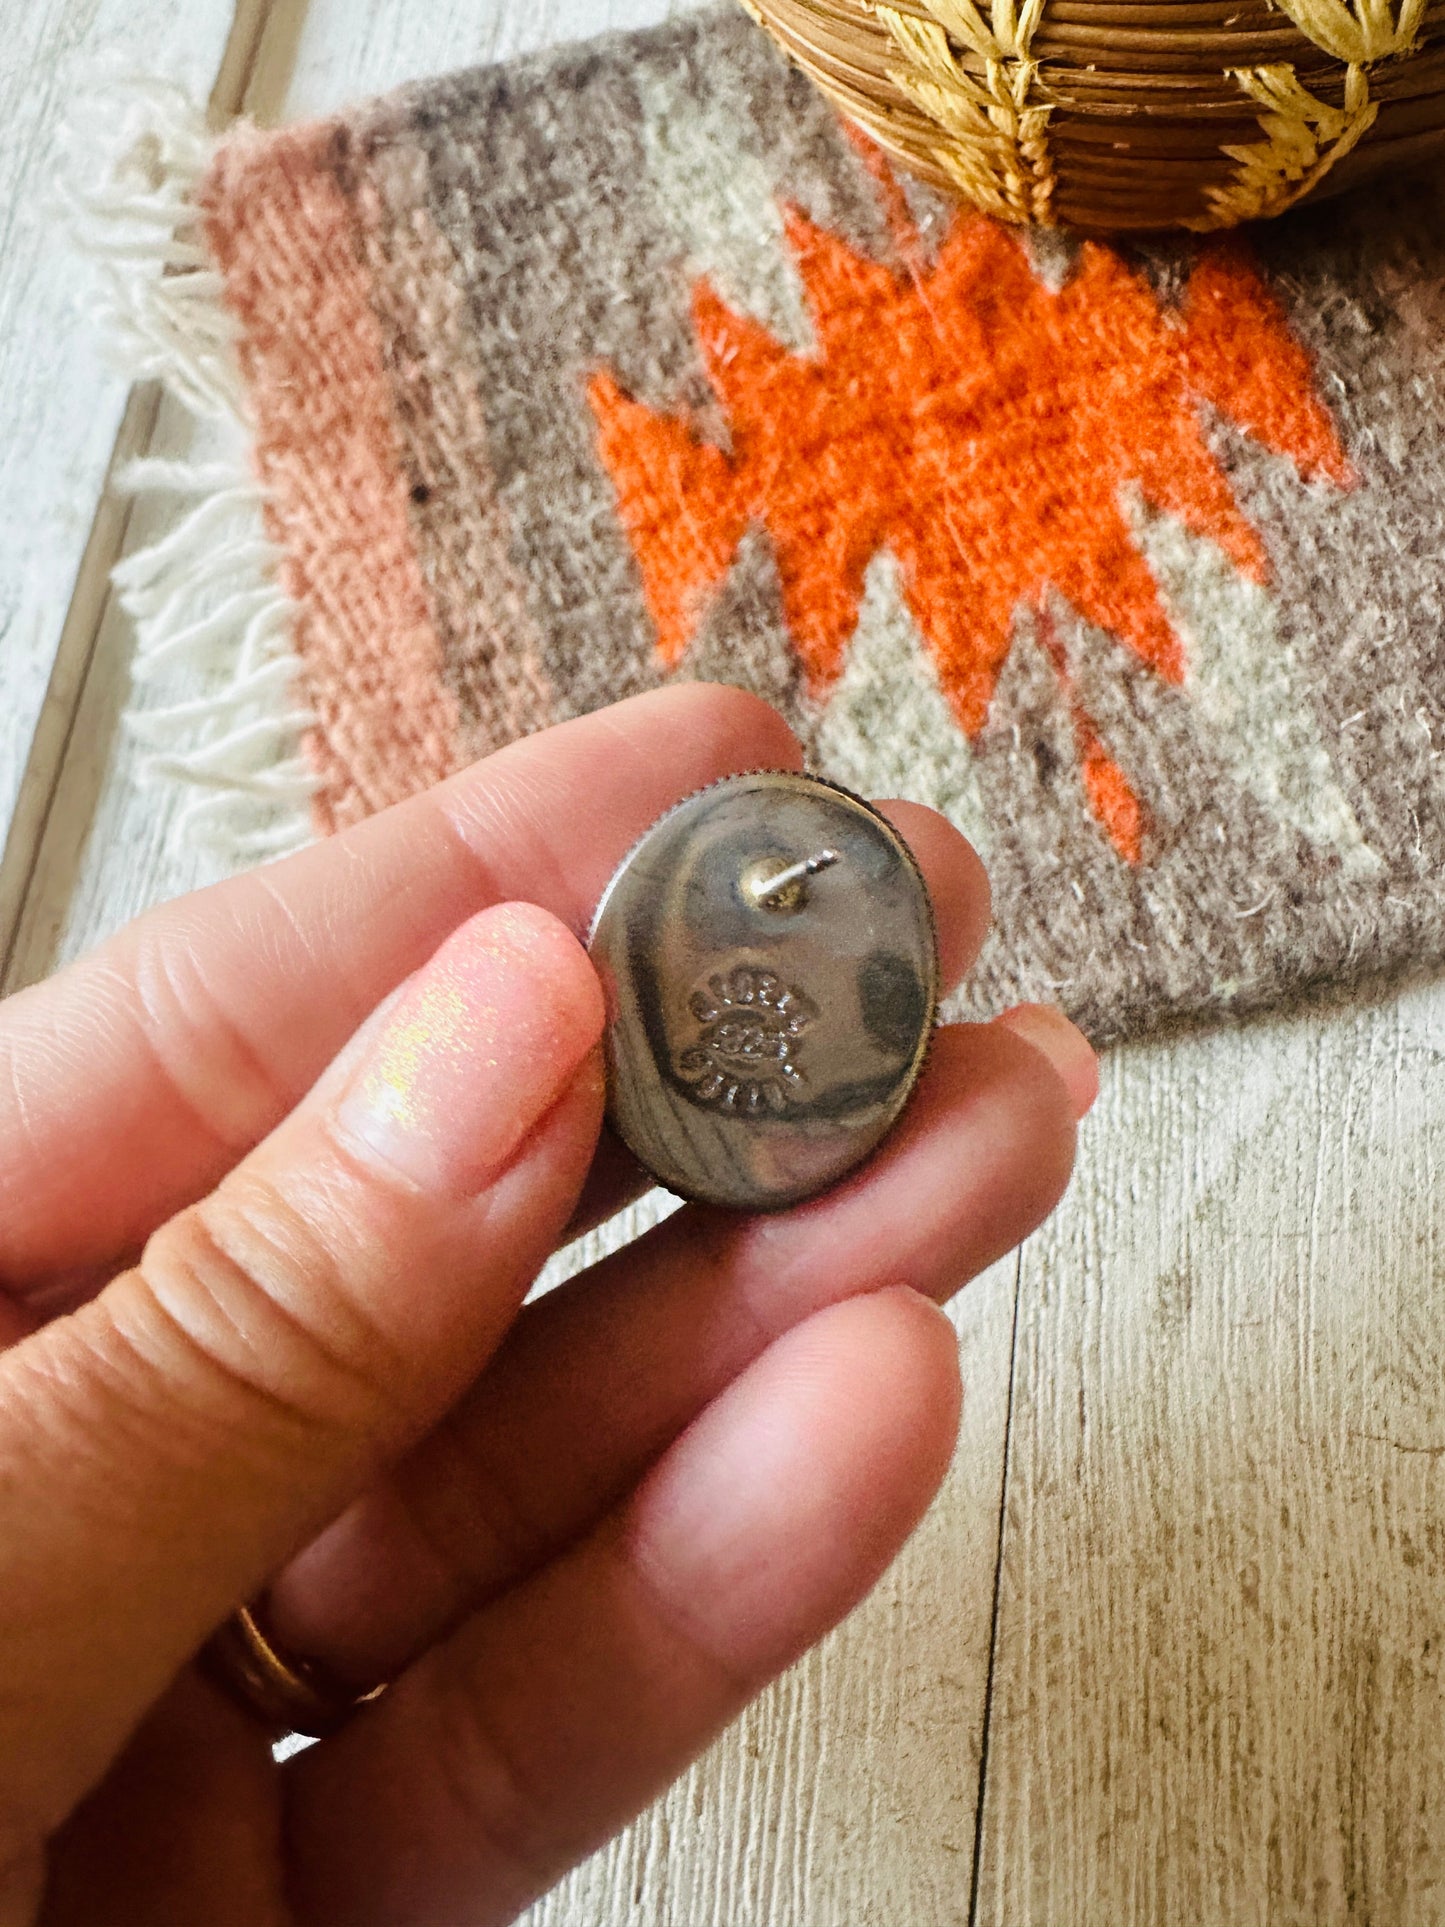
0, 0, 260, 967
975, 979, 1445, 1926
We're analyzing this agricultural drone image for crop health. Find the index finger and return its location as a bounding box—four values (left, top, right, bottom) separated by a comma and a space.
0, 685, 800, 1293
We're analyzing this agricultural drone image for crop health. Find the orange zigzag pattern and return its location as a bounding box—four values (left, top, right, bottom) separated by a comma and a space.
590, 205, 1352, 860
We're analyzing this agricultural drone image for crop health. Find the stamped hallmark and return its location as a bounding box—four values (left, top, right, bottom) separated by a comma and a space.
677, 966, 818, 1115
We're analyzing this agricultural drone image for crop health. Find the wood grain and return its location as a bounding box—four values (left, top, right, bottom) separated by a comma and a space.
975, 981, 1445, 1925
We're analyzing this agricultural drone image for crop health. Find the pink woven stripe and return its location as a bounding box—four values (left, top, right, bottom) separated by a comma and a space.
201, 122, 462, 834
347, 135, 555, 761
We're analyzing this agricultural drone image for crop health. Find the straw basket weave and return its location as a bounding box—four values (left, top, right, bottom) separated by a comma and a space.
740, 0, 1445, 229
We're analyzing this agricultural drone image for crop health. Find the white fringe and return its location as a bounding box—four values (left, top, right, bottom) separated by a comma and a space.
61, 73, 317, 863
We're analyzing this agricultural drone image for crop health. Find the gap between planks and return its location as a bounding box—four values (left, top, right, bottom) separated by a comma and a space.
967, 1242, 1024, 1927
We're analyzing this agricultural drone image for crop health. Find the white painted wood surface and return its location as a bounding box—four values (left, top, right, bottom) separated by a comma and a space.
3, 1, 1444, 1922
976, 985, 1445, 1927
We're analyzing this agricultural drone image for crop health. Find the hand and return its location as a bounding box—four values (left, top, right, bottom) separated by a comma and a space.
0, 686, 1093, 1927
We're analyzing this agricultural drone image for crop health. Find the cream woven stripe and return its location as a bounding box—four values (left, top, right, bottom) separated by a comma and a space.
1202, 0, 1425, 225
874, 0, 1055, 225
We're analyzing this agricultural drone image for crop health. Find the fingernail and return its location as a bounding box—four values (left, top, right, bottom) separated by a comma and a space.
334, 903, 605, 1195
994, 1003, 1099, 1118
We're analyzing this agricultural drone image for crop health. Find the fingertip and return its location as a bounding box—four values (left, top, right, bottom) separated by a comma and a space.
635, 1288, 963, 1681
861, 1285, 964, 1482
871, 800, 990, 986
808, 1288, 964, 1540
742, 1022, 1079, 1318
459, 901, 608, 1047
436, 902, 610, 1097
332, 902, 605, 1197
993, 1003, 1099, 1119
612, 682, 804, 778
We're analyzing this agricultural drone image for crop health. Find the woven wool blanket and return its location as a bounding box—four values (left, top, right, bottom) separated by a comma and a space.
110, 5, 1445, 1042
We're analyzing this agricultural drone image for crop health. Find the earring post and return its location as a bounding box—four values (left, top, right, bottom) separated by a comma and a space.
750, 848, 840, 905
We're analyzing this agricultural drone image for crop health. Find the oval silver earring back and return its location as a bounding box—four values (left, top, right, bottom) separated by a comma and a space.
587, 771, 939, 1212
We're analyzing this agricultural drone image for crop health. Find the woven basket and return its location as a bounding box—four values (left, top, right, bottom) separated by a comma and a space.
741, 0, 1445, 229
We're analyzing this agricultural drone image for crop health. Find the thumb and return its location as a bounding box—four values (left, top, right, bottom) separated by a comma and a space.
0, 902, 604, 1848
